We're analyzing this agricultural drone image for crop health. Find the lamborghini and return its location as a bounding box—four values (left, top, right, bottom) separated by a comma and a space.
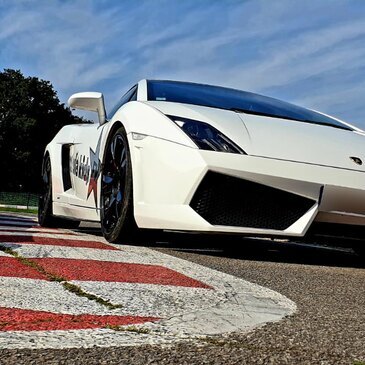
38, 80, 365, 254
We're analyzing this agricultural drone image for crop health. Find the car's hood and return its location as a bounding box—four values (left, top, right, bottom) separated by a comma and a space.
145, 101, 365, 172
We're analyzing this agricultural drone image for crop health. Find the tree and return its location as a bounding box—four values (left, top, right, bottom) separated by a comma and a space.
0, 69, 85, 193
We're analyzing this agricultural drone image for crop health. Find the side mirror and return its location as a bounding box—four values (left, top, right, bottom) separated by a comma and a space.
68, 92, 107, 125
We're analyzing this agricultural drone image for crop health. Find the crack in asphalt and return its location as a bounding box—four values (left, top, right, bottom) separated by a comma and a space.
0, 244, 124, 311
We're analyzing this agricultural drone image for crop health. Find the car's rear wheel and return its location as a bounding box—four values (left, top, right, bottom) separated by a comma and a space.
38, 155, 53, 227
100, 126, 139, 243
38, 154, 80, 229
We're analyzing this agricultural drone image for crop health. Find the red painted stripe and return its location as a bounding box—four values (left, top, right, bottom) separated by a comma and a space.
0, 307, 158, 331
0, 235, 118, 251
32, 258, 212, 288
0, 257, 47, 280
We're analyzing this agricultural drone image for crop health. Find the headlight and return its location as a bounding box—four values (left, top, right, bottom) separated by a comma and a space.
167, 115, 245, 154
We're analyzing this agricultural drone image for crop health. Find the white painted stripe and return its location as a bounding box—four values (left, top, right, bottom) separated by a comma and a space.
0, 277, 116, 315
0, 226, 79, 235
71, 281, 221, 317
0, 216, 296, 349
3, 240, 293, 300
2, 240, 295, 310
0, 232, 102, 241
2, 243, 151, 263
0, 277, 217, 318
0, 273, 294, 348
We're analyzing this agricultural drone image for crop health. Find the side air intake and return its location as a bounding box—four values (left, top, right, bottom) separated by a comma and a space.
61, 144, 72, 191
190, 171, 316, 230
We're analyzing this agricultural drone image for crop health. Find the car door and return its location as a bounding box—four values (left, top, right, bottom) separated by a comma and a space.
68, 123, 105, 210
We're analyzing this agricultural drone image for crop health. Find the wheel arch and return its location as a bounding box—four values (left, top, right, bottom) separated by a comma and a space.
99, 119, 133, 202
100, 120, 131, 177
42, 143, 64, 207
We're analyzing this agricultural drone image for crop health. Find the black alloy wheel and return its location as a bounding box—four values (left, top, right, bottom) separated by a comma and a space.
101, 126, 137, 243
38, 155, 53, 226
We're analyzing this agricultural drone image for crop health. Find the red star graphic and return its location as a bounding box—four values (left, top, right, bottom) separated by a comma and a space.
87, 135, 102, 208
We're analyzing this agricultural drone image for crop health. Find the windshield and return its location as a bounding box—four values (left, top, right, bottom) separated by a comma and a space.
147, 80, 352, 131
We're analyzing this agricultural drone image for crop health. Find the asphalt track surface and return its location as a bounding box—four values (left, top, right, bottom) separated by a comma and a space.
1, 213, 365, 364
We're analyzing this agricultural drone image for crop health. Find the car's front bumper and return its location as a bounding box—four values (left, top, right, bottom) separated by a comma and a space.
130, 135, 365, 237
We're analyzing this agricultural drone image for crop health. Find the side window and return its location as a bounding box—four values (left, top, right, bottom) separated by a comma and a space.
107, 85, 138, 119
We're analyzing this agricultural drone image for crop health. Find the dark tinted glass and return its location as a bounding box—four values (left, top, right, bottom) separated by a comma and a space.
129, 88, 137, 101
147, 80, 351, 130
107, 85, 137, 119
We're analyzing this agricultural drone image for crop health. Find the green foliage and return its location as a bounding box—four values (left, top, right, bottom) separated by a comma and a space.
0, 192, 38, 206
0, 69, 86, 192
0, 207, 38, 214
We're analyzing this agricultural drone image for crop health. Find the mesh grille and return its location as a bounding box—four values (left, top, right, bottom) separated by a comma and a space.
190, 172, 316, 230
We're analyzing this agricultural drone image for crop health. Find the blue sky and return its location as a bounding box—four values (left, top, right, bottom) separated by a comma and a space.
1, 0, 365, 127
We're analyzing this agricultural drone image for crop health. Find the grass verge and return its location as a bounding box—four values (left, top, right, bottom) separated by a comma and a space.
0, 207, 38, 214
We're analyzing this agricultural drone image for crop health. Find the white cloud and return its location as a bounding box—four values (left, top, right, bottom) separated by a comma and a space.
0, 0, 127, 96
1, 0, 365, 126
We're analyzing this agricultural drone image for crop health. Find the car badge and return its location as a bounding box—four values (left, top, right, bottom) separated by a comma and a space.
350, 156, 362, 165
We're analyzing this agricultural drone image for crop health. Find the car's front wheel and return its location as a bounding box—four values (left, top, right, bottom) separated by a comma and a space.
100, 126, 138, 243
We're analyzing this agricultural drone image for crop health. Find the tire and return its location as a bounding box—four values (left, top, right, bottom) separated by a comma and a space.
38, 154, 80, 229
100, 126, 139, 243
38, 154, 54, 227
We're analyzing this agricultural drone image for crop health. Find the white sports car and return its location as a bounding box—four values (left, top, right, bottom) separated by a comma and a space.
39, 80, 365, 254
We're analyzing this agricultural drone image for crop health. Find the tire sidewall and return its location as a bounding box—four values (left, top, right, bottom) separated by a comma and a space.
100, 126, 134, 242
38, 154, 53, 226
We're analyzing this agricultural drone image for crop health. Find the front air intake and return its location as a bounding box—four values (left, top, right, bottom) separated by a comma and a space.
190, 171, 316, 230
